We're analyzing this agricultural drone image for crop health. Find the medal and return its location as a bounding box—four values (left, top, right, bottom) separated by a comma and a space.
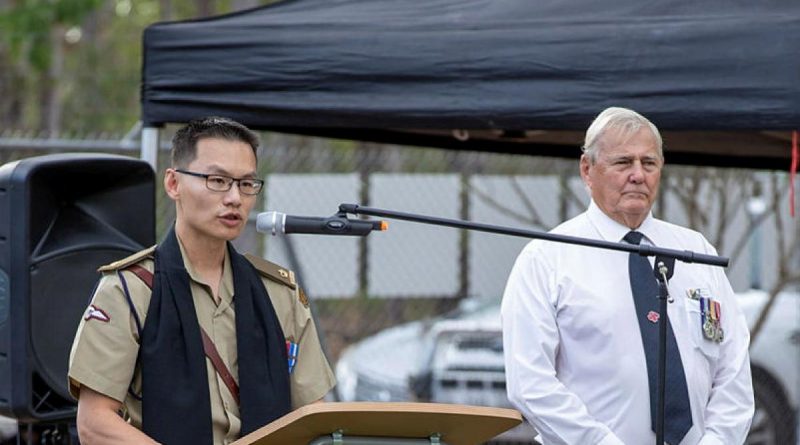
699, 296, 724, 343
703, 319, 716, 340
709, 299, 718, 338
700, 297, 716, 340
712, 300, 724, 343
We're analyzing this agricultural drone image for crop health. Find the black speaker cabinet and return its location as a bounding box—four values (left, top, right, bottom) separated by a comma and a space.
0, 153, 155, 422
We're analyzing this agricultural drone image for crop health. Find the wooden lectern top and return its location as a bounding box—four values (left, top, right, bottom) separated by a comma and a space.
231, 402, 523, 445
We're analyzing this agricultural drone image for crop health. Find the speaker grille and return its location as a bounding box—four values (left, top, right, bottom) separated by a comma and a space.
0, 153, 155, 421
30, 249, 135, 402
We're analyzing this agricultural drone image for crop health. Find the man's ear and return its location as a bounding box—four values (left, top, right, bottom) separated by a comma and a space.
164, 168, 180, 200
579, 154, 592, 188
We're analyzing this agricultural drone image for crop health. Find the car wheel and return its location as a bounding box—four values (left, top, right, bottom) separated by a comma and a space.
746, 374, 796, 445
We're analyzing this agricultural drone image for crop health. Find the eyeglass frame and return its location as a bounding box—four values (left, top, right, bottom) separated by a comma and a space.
174, 169, 264, 195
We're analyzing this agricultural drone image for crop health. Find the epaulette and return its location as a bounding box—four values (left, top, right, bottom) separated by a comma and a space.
244, 253, 297, 290
97, 245, 157, 273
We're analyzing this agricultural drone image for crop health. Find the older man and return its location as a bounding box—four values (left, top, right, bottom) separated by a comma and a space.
502, 107, 754, 445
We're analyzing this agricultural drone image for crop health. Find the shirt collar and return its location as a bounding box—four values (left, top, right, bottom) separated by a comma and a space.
176, 236, 234, 304
587, 199, 658, 245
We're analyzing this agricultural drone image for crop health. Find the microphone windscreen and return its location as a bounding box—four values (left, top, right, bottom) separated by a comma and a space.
653, 255, 676, 280
256, 211, 283, 235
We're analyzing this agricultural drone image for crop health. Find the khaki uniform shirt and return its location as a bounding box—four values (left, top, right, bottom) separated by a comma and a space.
68, 243, 336, 445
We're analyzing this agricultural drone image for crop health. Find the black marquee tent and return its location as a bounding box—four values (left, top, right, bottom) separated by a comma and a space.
141, 0, 800, 169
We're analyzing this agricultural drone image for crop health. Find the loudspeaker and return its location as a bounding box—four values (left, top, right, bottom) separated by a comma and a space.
0, 153, 155, 422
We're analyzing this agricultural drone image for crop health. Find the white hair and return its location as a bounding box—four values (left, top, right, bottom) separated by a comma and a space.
582, 107, 663, 163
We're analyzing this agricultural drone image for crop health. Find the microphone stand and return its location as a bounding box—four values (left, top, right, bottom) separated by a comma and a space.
655, 260, 672, 445
339, 203, 727, 445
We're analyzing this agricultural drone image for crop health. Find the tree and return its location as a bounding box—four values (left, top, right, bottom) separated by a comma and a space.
0, 0, 277, 135
0, 0, 102, 133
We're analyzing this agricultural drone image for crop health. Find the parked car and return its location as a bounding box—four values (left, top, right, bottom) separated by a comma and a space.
335, 291, 799, 445
737, 290, 799, 445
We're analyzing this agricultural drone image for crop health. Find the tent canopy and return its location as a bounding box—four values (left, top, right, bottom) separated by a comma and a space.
141, 0, 800, 169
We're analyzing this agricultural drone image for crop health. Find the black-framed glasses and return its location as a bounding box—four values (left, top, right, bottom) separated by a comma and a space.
175, 169, 264, 195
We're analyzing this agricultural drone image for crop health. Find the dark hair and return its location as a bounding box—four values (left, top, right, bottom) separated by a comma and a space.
171, 117, 260, 167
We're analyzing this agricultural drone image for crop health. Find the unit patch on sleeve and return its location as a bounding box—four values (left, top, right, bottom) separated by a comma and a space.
84, 304, 111, 323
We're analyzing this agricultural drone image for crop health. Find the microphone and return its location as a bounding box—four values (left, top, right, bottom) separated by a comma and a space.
654, 255, 676, 302
653, 255, 676, 280
256, 211, 388, 236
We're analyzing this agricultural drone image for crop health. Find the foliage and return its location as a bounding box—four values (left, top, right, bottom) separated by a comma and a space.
0, 0, 276, 133
2, 0, 101, 71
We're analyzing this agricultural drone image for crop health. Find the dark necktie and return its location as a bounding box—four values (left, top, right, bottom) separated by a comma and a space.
624, 231, 693, 444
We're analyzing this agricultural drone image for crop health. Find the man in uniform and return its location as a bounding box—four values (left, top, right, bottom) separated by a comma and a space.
69, 117, 336, 445
502, 107, 754, 444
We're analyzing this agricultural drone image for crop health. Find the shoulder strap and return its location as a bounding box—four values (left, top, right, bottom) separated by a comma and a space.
199, 329, 240, 405
98, 246, 156, 273
122, 265, 241, 404
244, 254, 297, 289
125, 264, 153, 288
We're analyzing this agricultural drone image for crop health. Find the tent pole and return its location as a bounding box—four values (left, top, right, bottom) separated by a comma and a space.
141, 127, 160, 169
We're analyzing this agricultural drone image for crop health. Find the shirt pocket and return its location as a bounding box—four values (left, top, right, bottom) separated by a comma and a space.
684, 299, 721, 361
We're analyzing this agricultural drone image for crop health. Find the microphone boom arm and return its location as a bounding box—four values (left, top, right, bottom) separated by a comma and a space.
338, 203, 728, 267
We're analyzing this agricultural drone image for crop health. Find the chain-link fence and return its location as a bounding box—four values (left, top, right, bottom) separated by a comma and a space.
1, 131, 797, 444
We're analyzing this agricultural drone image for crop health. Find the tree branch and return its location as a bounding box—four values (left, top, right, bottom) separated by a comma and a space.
467, 180, 546, 229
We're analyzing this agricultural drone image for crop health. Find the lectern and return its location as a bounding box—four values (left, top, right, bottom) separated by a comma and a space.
231, 402, 523, 445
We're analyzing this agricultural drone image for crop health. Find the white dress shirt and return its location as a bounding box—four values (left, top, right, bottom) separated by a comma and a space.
502, 201, 754, 445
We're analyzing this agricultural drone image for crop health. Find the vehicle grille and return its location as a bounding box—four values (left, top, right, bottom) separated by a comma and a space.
354, 372, 409, 402
432, 370, 510, 407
